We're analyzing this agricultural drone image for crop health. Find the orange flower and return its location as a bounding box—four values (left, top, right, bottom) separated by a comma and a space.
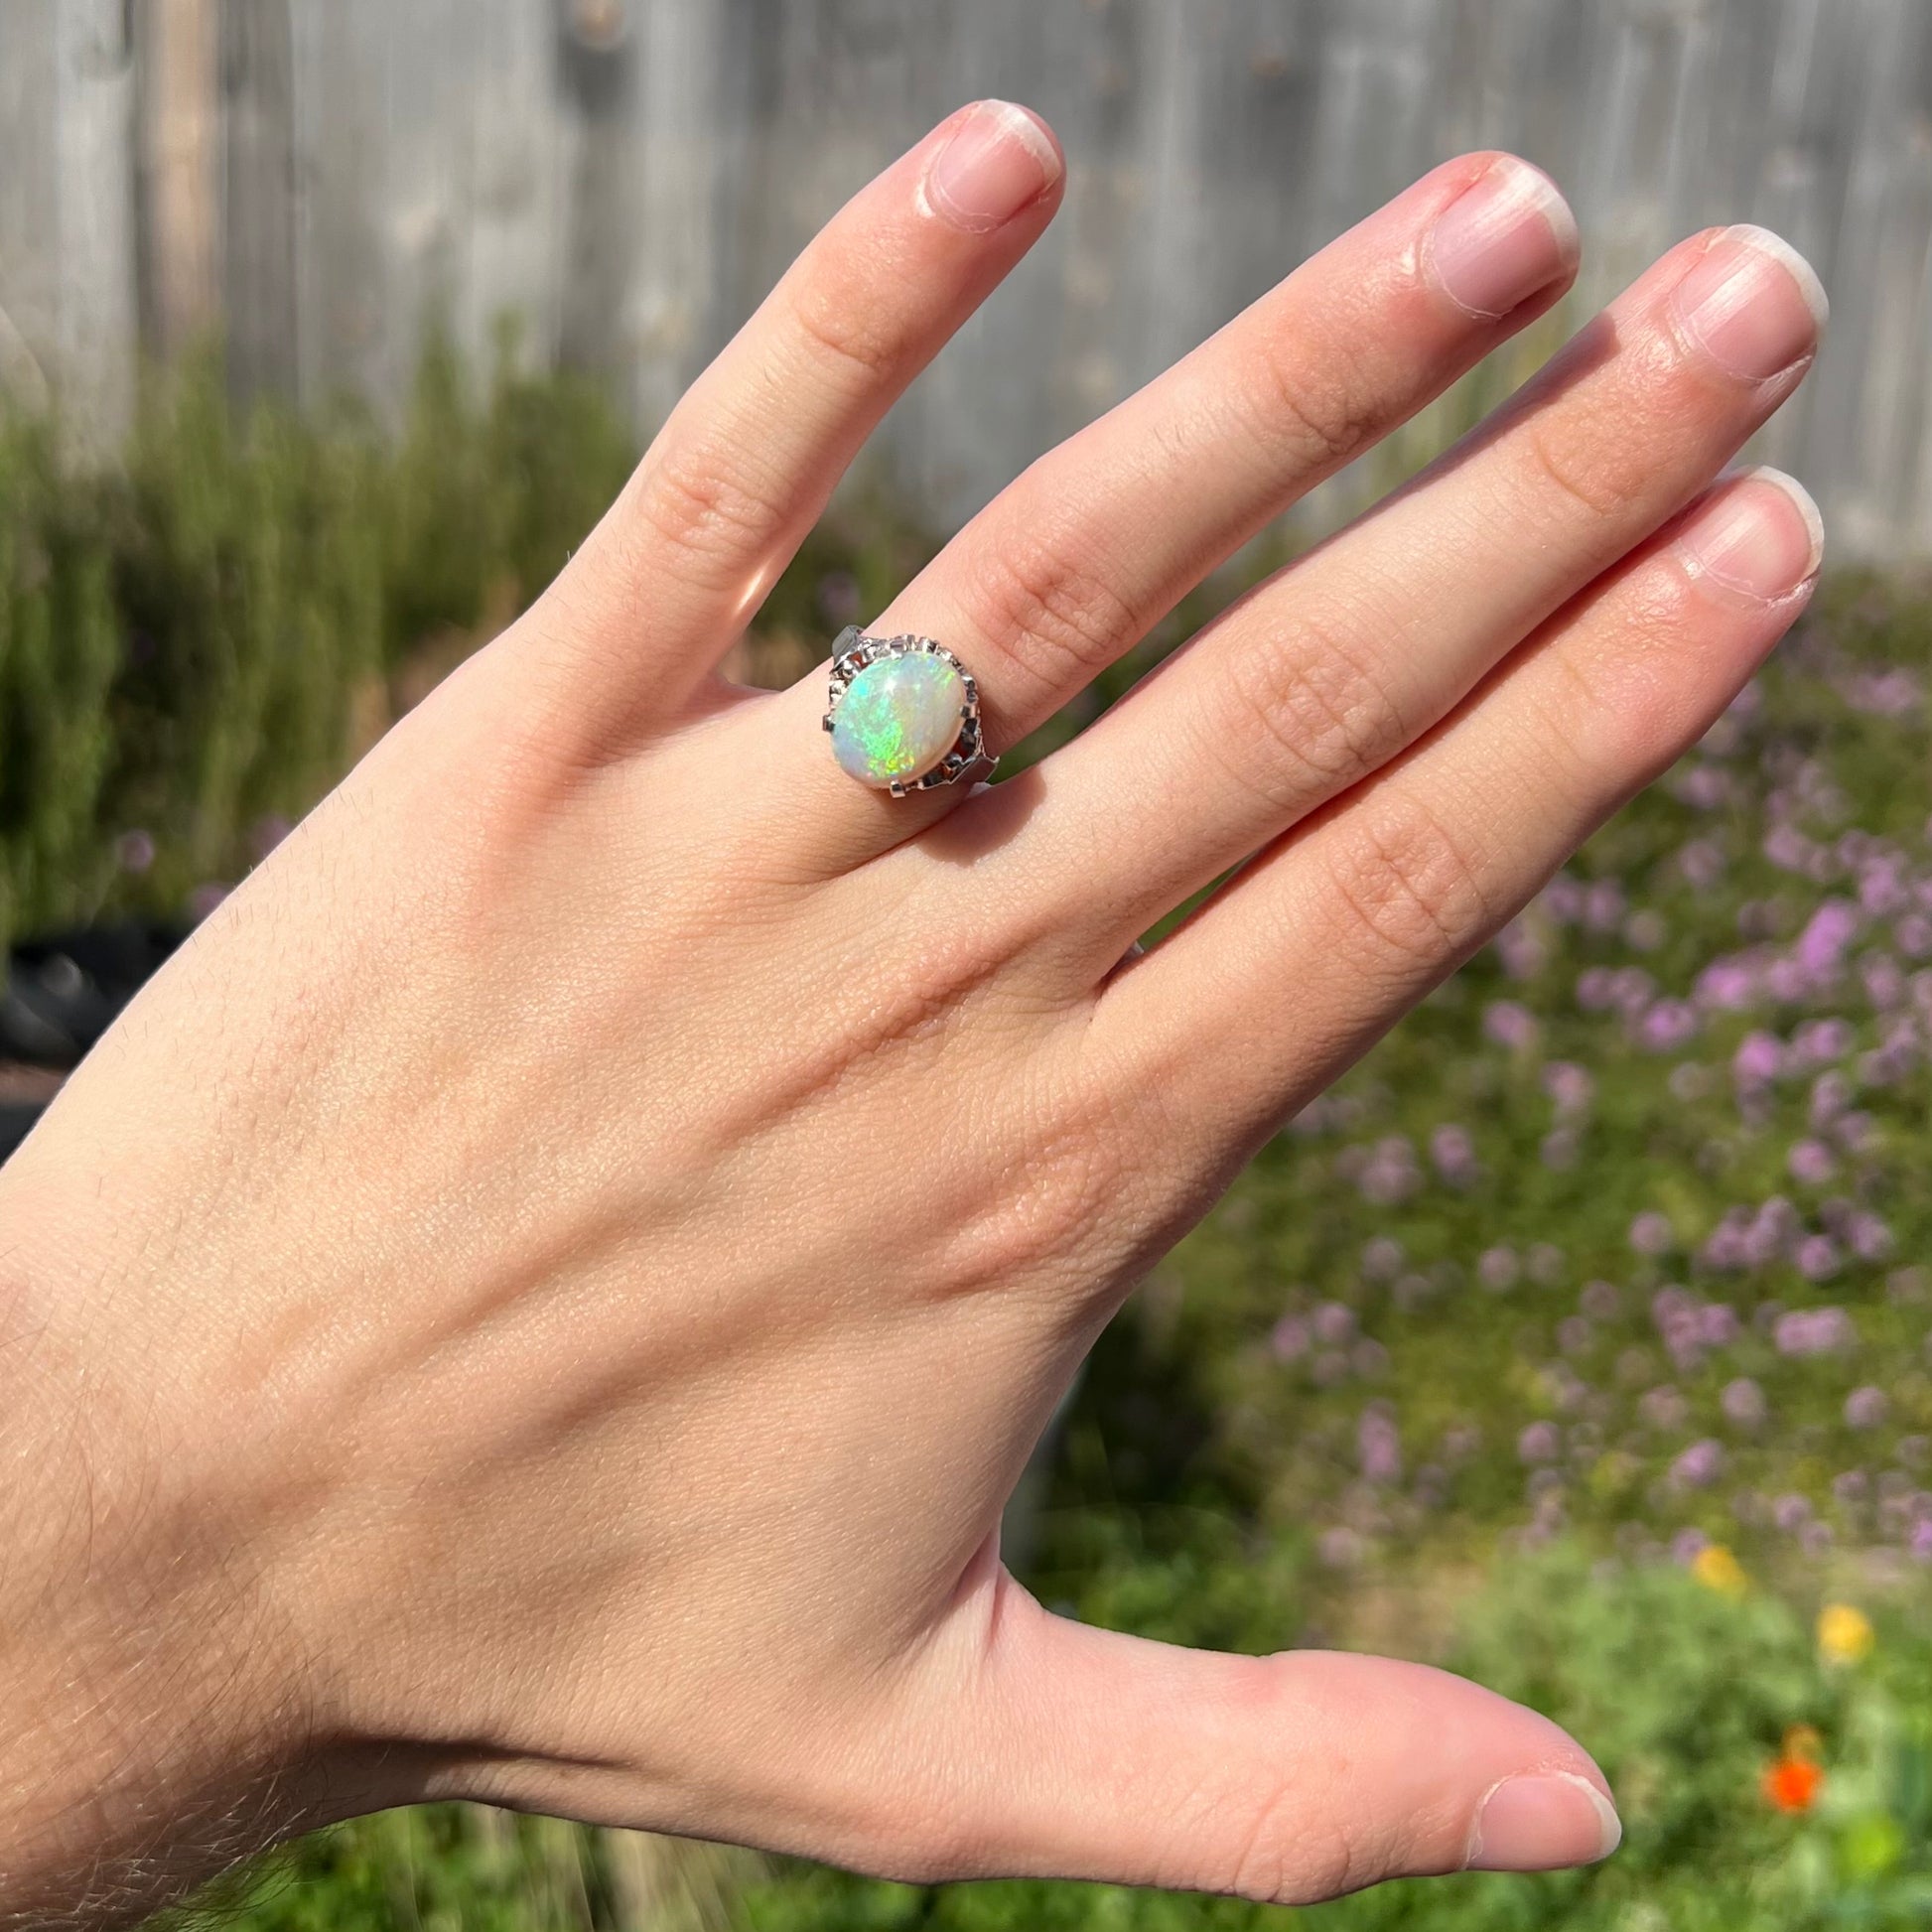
1763, 1754, 1824, 1813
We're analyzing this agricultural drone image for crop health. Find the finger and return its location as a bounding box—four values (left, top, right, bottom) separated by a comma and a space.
747, 152, 1578, 861
522, 100, 1064, 737
1088, 468, 1821, 1165
1009, 224, 1825, 972
913, 1590, 1618, 1900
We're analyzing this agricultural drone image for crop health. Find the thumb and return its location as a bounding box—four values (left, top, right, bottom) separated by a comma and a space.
923, 1580, 1620, 1903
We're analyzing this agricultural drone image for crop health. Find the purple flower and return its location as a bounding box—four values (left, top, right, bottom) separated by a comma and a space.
1543, 1061, 1595, 1118
1810, 1071, 1852, 1127
1796, 899, 1861, 979
1774, 1307, 1855, 1355
1269, 1315, 1311, 1363
1557, 1315, 1593, 1355
1772, 1492, 1813, 1533
1676, 765, 1731, 811
1541, 874, 1584, 922
1361, 1237, 1405, 1282
1637, 999, 1700, 1052
1796, 1234, 1843, 1282
1679, 837, 1727, 887
1478, 1246, 1520, 1292
1580, 1280, 1620, 1321
1733, 1031, 1784, 1086
1699, 1303, 1739, 1347
1793, 1018, 1855, 1064
1495, 919, 1547, 981
1722, 1378, 1767, 1428
1787, 1139, 1837, 1185
1355, 1137, 1422, 1204
1765, 823, 1813, 872
1357, 1407, 1403, 1485
1629, 1211, 1674, 1258
1518, 1421, 1561, 1465
1672, 1439, 1725, 1489
1847, 1211, 1894, 1263
1313, 1303, 1356, 1345
1577, 967, 1617, 1012
1672, 1527, 1712, 1565
188, 881, 231, 922
1430, 1124, 1480, 1187
1910, 1519, 1932, 1564
1845, 1386, 1889, 1430
1483, 1001, 1540, 1051
1584, 880, 1625, 931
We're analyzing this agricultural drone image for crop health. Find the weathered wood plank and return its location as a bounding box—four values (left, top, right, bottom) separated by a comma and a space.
7, 0, 1932, 555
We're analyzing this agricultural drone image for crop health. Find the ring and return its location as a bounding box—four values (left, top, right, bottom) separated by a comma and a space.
821, 626, 998, 795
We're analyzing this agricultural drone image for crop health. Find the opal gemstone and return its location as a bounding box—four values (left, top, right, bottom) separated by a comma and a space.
830, 652, 966, 787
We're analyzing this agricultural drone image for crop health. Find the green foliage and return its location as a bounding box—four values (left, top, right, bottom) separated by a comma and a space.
0, 340, 636, 948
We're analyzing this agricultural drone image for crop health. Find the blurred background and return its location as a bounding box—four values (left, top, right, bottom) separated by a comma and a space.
3, 2, 1932, 1928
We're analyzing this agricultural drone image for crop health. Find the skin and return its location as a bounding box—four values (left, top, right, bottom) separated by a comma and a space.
0, 102, 1827, 1927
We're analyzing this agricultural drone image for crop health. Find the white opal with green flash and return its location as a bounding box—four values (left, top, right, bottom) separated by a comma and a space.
829, 652, 967, 788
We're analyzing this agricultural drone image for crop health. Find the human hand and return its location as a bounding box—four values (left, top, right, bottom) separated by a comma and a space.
0, 99, 1824, 1925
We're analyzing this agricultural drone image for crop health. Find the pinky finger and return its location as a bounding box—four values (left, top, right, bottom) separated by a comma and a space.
1091, 468, 1822, 1159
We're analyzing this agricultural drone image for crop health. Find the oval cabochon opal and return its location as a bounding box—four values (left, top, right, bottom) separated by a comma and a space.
830, 653, 966, 787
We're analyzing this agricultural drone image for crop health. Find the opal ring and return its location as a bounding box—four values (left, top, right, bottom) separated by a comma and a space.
822, 626, 997, 795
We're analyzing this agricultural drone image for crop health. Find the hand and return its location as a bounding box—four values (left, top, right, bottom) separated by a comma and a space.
0, 99, 1823, 1925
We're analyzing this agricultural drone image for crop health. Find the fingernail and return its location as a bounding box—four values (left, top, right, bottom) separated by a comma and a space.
1678, 467, 1826, 598
1671, 224, 1829, 381
1466, 1772, 1622, 1872
924, 100, 1061, 233
1426, 159, 1579, 320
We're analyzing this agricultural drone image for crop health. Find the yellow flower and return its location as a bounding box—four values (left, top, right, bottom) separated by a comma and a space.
1692, 1544, 1749, 1597
1817, 1603, 1874, 1665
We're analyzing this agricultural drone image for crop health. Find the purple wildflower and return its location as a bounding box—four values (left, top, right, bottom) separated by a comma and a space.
1629, 1211, 1674, 1258
1846, 1386, 1889, 1430
1721, 1378, 1767, 1428
1788, 1139, 1837, 1185
1483, 1001, 1539, 1051
1672, 1439, 1725, 1489
1774, 1307, 1855, 1355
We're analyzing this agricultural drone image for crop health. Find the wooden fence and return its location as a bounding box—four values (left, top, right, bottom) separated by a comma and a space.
4, 0, 1932, 556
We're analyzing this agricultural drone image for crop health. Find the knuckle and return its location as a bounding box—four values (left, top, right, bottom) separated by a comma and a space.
1206, 611, 1411, 813
1317, 792, 1504, 981
965, 528, 1144, 700
781, 272, 903, 388
937, 1069, 1133, 1298
633, 440, 786, 573
1516, 414, 1649, 526
1247, 327, 1386, 476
